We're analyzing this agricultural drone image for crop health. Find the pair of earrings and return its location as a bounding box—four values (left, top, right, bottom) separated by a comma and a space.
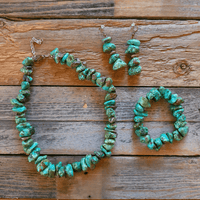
100, 24, 141, 76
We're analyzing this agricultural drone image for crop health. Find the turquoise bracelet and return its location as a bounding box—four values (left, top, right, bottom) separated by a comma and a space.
10, 48, 118, 178
133, 87, 189, 151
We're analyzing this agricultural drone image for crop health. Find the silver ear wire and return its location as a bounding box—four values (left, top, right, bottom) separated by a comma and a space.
131, 23, 138, 39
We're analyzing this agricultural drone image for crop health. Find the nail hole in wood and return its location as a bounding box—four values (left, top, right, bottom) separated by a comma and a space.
84, 172, 88, 175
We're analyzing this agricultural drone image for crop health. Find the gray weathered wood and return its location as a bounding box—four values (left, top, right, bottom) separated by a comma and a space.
0, 19, 200, 86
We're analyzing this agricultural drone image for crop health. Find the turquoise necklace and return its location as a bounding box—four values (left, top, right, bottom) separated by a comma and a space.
10, 38, 117, 178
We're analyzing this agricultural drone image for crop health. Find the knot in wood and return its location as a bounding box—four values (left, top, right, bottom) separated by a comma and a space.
173, 60, 191, 75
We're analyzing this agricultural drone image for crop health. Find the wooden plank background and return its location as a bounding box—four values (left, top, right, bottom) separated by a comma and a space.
1, 1, 200, 199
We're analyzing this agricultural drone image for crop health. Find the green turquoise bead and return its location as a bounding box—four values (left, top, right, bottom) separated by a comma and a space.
133, 122, 142, 129
140, 135, 151, 144
21, 81, 30, 90
146, 88, 161, 101
80, 158, 88, 172
72, 162, 82, 172
53, 53, 59, 64
101, 145, 112, 157
160, 133, 169, 143
40, 165, 51, 177
66, 54, 74, 67
135, 103, 144, 113
168, 94, 178, 104
16, 122, 32, 132
108, 85, 116, 93
135, 126, 148, 137
102, 77, 113, 91
104, 93, 117, 101
134, 116, 144, 123
58, 166, 65, 177
125, 45, 139, 54
138, 97, 151, 108
24, 75, 33, 82
24, 142, 38, 155
158, 86, 166, 96
102, 37, 112, 43
106, 108, 116, 118
178, 126, 189, 137
109, 54, 120, 64
60, 53, 69, 65
173, 130, 183, 141
91, 72, 101, 84
94, 150, 105, 159
65, 164, 74, 177
48, 163, 56, 178
127, 39, 140, 46
17, 94, 26, 103
78, 73, 85, 80
154, 138, 163, 149
36, 159, 50, 172
133, 109, 148, 117
85, 154, 94, 169
104, 139, 115, 145
166, 132, 174, 143
128, 57, 140, 68
170, 105, 182, 112
174, 97, 184, 105
76, 65, 86, 73
22, 57, 33, 66
177, 114, 186, 122
91, 156, 99, 165
113, 58, 126, 70
147, 138, 156, 150
104, 100, 116, 106
105, 123, 117, 130
103, 43, 116, 52
35, 155, 47, 165
173, 109, 184, 118
86, 69, 96, 80
96, 77, 106, 87
50, 48, 59, 56
12, 106, 26, 114
28, 147, 40, 162
128, 65, 142, 76
10, 98, 24, 107
22, 138, 33, 148
19, 128, 34, 137
20, 67, 33, 75
163, 89, 172, 100
105, 131, 117, 139
174, 121, 187, 129
19, 89, 30, 97
56, 162, 63, 176
82, 68, 90, 76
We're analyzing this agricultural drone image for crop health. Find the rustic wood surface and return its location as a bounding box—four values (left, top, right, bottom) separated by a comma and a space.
1, 1, 200, 199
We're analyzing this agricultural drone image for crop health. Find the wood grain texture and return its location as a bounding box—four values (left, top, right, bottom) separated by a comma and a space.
1, 156, 200, 199
3, 87, 200, 122
1, 0, 200, 20
0, 19, 200, 86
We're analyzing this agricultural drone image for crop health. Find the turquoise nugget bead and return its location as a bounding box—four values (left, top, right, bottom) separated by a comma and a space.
35, 155, 47, 165
158, 86, 166, 96
91, 156, 99, 165
17, 94, 26, 103
168, 94, 178, 104
58, 166, 65, 177
102, 37, 112, 43
105, 139, 115, 144
173, 130, 183, 141
24, 142, 38, 155
91, 72, 101, 84
76, 65, 86, 73
113, 58, 126, 70
127, 39, 140, 46
177, 114, 186, 122
78, 73, 85, 80
170, 105, 182, 112
50, 48, 59, 56
166, 132, 174, 143
109, 54, 120, 64
178, 126, 189, 137
135, 103, 144, 113
133, 109, 148, 117
134, 116, 144, 123
86, 69, 96, 80
12, 106, 26, 114
140, 135, 151, 144
21, 81, 30, 90
128, 57, 140, 68
102, 143, 114, 151
105, 123, 117, 130
125, 45, 139, 54
154, 138, 163, 147
22, 138, 33, 148
19, 128, 33, 137
16, 122, 32, 132
135, 126, 148, 137
56, 162, 62, 176
147, 138, 156, 150
85, 154, 94, 169
66, 54, 74, 67
163, 89, 172, 100
138, 97, 151, 108
15, 117, 26, 125
72, 162, 82, 172
10, 98, 24, 107
60, 53, 69, 65
25, 75, 33, 82
173, 109, 184, 118
105, 132, 117, 139
48, 163, 56, 178
28, 147, 40, 162
37, 159, 49, 172
104, 100, 116, 106
101, 145, 112, 156
66, 164, 74, 177
147, 88, 161, 101
160, 133, 169, 143
80, 157, 88, 171
20, 67, 33, 75
103, 43, 116, 52
106, 108, 116, 118
40, 167, 49, 177
19, 89, 30, 97
128, 65, 142, 76
174, 121, 187, 129
22, 57, 33, 66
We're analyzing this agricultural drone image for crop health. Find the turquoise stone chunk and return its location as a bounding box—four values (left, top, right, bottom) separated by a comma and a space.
104, 100, 116, 106
50, 48, 59, 56
58, 166, 65, 177
22, 57, 33, 66
174, 121, 187, 129
163, 89, 172, 100
102, 37, 112, 43
85, 154, 94, 169
102, 77, 113, 91
22, 138, 33, 148
25, 75, 33, 82
135, 103, 144, 113
113, 58, 126, 70
178, 126, 189, 137
28, 147, 40, 162
12, 106, 26, 114
127, 39, 140, 46
16, 122, 32, 132
10, 98, 24, 107
128, 57, 140, 68
135, 126, 148, 137
17, 94, 26, 103
146, 88, 161, 101
170, 105, 182, 112
125, 45, 139, 54
138, 97, 151, 108
134, 116, 144, 123
40, 165, 50, 177
20, 67, 33, 75
177, 114, 186, 122
91, 72, 101, 84
86, 69, 96, 80
104, 139, 115, 144
109, 54, 120, 64
76, 65, 86, 73
78, 73, 85, 80
147, 138, 156, 150
154, 138, 163, 151
66, 54, 74, 67
60, 53, 69, 65
94, 150, 105, 159
105, 123, 117, 130
168, 94, 178, 104
72, 161, 82, 172
80, 157, 88, 171
106, 108, 116, 118
83, 68, 90, 76
24, 142, 38, 155
133, 109, 148, 117
91, 156, 99, 165
160, 133, 169, 143
173, 109, 184, 118
54, 53, 59, 64
19, 128, 34, 137
48, 163, 56, 178
173, 130, 183, 141
133, 122, 142, 129
56, 162, 63, 176
108, 85, 116, 93
105, 132, 117, 139
128, 65, 142, 76
173, 97, 184, 105
105, 93, 117, 101
101, 145, 112, 157
158, 86, 166, 96
35, 155, 47, 165
96, 77, 106, 87
19, 89, 30, 97
103, 43, 116, 52
166, 132, 174, 143
36, 159, 50, 172
21, 81, 30, 90
140, 135, 151, 144
65, 164, 74, 177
